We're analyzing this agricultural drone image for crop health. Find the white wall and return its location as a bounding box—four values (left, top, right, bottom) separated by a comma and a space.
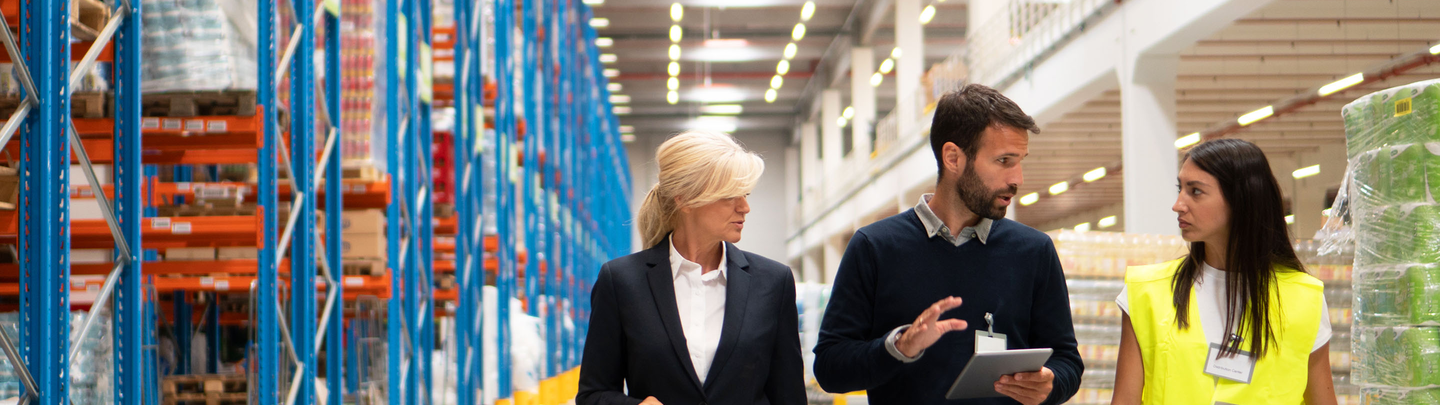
625, 133, 792, 262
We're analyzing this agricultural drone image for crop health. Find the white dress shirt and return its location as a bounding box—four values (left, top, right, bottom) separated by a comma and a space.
669, 236, 728, 384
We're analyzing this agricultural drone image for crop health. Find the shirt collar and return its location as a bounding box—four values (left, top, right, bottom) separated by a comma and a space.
668, 234, 729, 280
914, 193, 992, 245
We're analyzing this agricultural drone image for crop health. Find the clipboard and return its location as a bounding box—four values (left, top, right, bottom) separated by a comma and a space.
943, 348, 1053, 400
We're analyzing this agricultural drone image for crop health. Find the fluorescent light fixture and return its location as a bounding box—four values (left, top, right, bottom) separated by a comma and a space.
879, 58, 895, 74
607, 83, 622, 92
603, 68, 619, 77
891, 47, 902, 59
1237, 105, 1273, 126
590, 18, 609, 28
703, 38, 748, 47
1292, 164, 1320, 179
770, 75, 784, 89
837, 116, 847, 127
777, 60, 790, 75
870, 72, 883, 87
613, 106, 631, 115
765, 88, 777, 103
583, 0, 603, 4
669, 44, 681, 60
670, 25, 683, 43
792, 23, 806, 41
1083, 167, 1106, 182
670, 3, 683, 21
619, 125, 634, 133
1174, 132, 1200, 149
691, 115, 738, 133
609, 95, 630, 103
1074, 222, 1091, 233
667, 77, 679, 90
919, 5, 936, 24
688, 85, 748, 103
1049, 181, 1069, 195
700, 104, 743, 114
1318, 73, 1364, 96
596, 37, 614, 47
1019, 192, 1039, 206
621, 134, 636, 143
1284, 215, 1295, 225
599, 53, 618, 63
1098, 216, 1117, 229
668, 62, 680, 76
1432, 43, 1440, 55
801, 1, 815, 21
842, 106, 854, 120
667, 91, 679, 105
784, 43, 798, 59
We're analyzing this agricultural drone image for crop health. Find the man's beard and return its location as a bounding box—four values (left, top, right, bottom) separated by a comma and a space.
955, 163, 1017, 220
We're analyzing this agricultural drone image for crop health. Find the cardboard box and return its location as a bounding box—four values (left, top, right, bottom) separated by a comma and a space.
166, 248, 216, 261
342, 233, 387, 260
217, 247, 258, 260
341, 209, 385, 235
0, 166, 16, 210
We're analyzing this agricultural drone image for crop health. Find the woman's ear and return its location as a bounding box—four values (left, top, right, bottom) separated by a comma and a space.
674, 196, 690, 214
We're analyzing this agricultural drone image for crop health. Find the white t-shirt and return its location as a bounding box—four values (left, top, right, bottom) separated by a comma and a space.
1116, 262, 1332, 352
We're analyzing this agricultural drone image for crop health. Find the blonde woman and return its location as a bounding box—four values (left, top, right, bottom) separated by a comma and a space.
577, 131, 805, 405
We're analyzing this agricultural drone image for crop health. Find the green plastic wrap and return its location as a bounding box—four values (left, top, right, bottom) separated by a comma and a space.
1346, 80, 1440, 396
1354, 326, 1440, 387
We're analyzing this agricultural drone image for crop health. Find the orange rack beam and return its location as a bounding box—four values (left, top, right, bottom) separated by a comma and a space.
0, 213, 261, 249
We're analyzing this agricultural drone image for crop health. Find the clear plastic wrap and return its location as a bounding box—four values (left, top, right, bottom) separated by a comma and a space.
1343, 79, 1440, 399
140, 0, 257, 93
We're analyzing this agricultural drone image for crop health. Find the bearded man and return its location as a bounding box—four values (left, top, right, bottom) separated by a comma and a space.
812, 84, 1083, 405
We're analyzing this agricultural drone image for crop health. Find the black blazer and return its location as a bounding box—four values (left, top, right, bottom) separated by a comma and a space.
577, 241, 806, 405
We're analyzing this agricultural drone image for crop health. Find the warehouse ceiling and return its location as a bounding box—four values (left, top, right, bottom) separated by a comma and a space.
590, 0, 966, 141
1014, 0, 1440, 230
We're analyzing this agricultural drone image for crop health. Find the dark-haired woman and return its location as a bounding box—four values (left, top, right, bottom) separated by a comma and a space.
1110, 139, 1337, 405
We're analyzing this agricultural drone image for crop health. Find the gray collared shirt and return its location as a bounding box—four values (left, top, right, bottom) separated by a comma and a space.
913, 193, 992, 247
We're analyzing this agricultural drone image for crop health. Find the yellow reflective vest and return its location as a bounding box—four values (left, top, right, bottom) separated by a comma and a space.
1125, 258, 1323, 405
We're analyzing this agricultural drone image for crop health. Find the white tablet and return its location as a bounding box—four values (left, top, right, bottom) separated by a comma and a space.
944, 348, 1053, 400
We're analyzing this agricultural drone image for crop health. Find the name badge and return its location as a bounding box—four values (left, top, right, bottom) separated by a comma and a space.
975, 330, 1007, 353
1203, 343, 1256, 384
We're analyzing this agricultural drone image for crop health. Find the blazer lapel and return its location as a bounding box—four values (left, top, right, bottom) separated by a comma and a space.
703, 242, 752, 392
643, 241, 705, 393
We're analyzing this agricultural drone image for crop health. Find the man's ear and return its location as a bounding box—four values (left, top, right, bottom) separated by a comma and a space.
942, 142, 966, 178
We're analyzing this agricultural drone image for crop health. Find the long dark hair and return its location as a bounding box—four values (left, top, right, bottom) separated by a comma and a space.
1173, 139, 1305, 359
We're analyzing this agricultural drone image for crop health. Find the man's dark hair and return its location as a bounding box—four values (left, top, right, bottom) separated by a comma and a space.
929, 84, 1040, 179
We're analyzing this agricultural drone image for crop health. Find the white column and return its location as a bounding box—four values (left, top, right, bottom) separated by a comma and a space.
850, 47, 876, 160
821, 89, 844, 193
895, 0, 925, 138
823, 237, 844, 283
1120, 55, 1180, 235
784, 145, 801, 236
800, 122, 819, 202
968, 0, 1007, 37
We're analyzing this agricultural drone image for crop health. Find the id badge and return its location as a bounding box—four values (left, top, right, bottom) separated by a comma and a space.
975, 330, 1007, 353
1203, 343, 1256, 384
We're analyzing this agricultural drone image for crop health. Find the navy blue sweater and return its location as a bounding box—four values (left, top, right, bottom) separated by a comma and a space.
812, 211, 1082, 405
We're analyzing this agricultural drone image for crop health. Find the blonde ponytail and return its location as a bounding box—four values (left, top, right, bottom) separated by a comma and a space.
635, 130, 765, 249
637, 183, 676, 249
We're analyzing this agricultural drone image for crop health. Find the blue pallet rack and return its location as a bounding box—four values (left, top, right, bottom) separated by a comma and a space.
0, 0, 629, 403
